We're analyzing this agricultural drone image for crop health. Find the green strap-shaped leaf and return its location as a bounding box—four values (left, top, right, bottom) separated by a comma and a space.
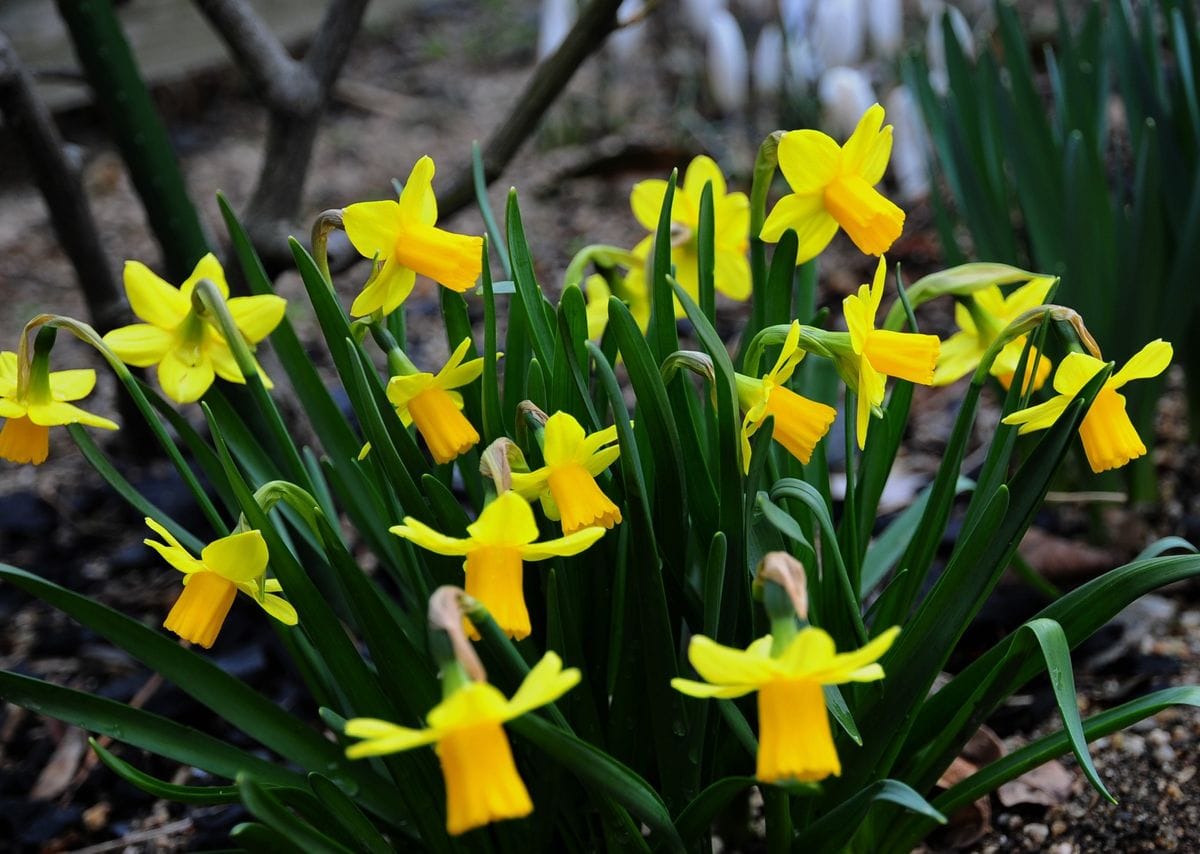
647, 170, 680, 361
0, 670, 301, 790
479, 243, 507, 441
89, 738, 240, 804
509, 715, 684, 853
507, 190, 557, 370
792, 779, 945, 852
307, 773, 394, 854
673, 776, 757, 844
239, 776, 356, 854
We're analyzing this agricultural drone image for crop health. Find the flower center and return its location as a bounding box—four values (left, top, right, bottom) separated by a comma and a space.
393, 223, 483, 293
757, 679, 840, 783
822, 174, 905, 256
407, 387, 479, 464
463, 547, 529, 640
547, 463, 621, 533
163, 571, 238, 649
436, 722, 533, 835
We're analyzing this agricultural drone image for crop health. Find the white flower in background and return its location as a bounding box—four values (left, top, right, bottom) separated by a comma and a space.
706, 9, 749, 114
925, 2, 975, 94
683, 0, 726, 39
538, 0, 575, 60
816, 66, 876, 138
811, 0, 865, 70
886, 85, 931, 201
608, 0, 647, 62
780, 0, 811, 42
753, 24, 785, 99
786, 37, 820, 87
868, 0, 904, 59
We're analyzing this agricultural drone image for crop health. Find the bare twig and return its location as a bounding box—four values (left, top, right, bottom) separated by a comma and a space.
191, 0, 370, 273
192, 0, 318, 113
0, 31, 125, 333
439, 0, 627, 217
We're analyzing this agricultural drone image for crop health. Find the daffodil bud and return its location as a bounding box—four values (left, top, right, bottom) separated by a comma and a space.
428, 585, 487, 684
480, 437, 528, 495
755, 551, 809, 624
706, 9, 749, 114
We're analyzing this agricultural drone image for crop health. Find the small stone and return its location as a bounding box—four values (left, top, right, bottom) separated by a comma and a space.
1154, 743, 1177, 764
1050, 843, 1075, 854
82, 802, 109, 832
1025, 823, 1050, 846
1121, 733, 1147, 757
1176, 765, 1196, 784
1051, 820, 1068, 837
1166, 782, 1184, 801
1148, 728, 1171, 747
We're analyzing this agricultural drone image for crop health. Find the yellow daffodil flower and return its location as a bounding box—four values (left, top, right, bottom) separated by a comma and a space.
627, 155, 751, 312
343, 156, 483, 317
0, 350, 117, 465
510, 412, 622, 533
844, 258, 940, 449
735, 321, 836, 473
386, 338, 485, 464
672, 626, 899, 782
584, 271, 651, 340
144, 518, 297, 649
344, 652, 579, 835
102, 254, 285, 405
1001, 339, 1172, 473
762, 104, 905, 263
934, 278, 1055, 391
391, 492, 605, 640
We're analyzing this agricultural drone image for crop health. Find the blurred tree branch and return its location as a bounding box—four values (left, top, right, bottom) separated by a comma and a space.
0, 31, 124, 333
439, 0, 626, 218
193, 0, 369, 275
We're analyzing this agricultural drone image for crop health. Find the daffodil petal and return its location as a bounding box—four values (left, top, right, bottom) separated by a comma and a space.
543, 412, 587, 467
1001, 395, 1072, 434
344, 200, 402, 261
933, 330, 985, 386
345, 720, 439, 758
123, 261, 190, 328
391, 517, 475, 556
103, 324, 175, 368
398, 155, 438, 226
682, 155, 728, 204
630, 179, 672, 231
714, 248, 752, 300
158, 350, 215, 404
48, 369, 96, 402
469, 491, 541, 547
145, 538, 204, 575
503, 652, 581, 720
670, 678, 757, 699
180, 254, 230, 300
227, 295, 286, 344
254, 592, 299, 626
777, 130, 842, 196
1051, 352, 1106, 397
201, 530, 269, 583
350, 258, 416, 317
28, 400, 117, 430
519, 525, 605, 561
687, 634, 776, 687
1111, 339, 1172, 388
0, 352, 17, 389
842, 104, 891, 184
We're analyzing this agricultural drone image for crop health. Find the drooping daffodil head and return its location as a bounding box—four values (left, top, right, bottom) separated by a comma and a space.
843, 257, 940, 449
510, 411, 622, 533
934, 277, 1055, 391
386, 338, 485, 465
0, 350, 117, 465
627, 155, 751, 312
390, 491, 606, 640
672, 625, 899, 783
344, 652, 580, 835
1001, 339, 1172, 473
762, 103, 905, 264
343, 156, 484, 317
144, 518, 297, 649
102, 254, 286, 404
734, 321, 837, 473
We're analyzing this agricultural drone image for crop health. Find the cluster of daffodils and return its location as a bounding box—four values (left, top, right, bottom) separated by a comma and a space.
0, 101, 1177, 842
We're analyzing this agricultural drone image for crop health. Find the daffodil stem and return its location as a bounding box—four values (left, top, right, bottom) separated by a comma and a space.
765, 788, 793, 854
310, 208, 343, 285
841, 391, 862, 598
192, 279, 311, 491
23, 314, 228, 537
369, 323, 417, 376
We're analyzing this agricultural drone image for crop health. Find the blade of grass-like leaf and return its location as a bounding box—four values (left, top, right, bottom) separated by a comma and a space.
90, 738, 240, 803
308, 773, 393, 854
673, 776, 757, 844
0, 671, 302, 790
509, 715, 685, 853
697, 181, 716, 322
217, 194, 359, 464
793, 779, 945, 852
480, 243, 506, 441
888, 687, 1200, 854
1136, 536, 1198, 560
648, 170, 680, 361
507, 190, 556, 370
67, 425, 205, 553
473, 141, 511, 279
239, 776, 356, 854
762, 229, 798, 328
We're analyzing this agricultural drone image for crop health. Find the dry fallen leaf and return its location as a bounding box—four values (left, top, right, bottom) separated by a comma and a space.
997, 759, 1075, 808
30, 726, 87, 800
